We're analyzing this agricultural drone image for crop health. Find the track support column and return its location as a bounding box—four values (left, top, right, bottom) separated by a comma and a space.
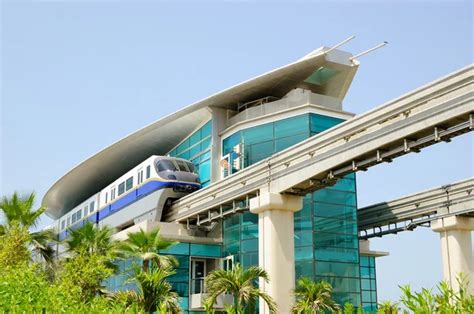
432, 216, 474, 293
250, 192, 303, 314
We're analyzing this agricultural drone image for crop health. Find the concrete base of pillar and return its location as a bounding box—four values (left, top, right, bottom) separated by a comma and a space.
432, 216, 474, 293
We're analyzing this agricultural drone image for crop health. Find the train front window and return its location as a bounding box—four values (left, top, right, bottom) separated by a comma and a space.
187, 162, 195, 173
175, 160, 189, 172
157, 160, 178, 172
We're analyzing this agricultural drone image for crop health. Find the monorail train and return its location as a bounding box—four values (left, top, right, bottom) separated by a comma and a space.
56, 155, 200, 240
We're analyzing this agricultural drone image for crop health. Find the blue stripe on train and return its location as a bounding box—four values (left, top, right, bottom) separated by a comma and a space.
58, 180, 199, 240
97, 180, 200, 221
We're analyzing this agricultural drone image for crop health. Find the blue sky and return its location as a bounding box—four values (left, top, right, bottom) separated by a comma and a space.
1, 0, 472, 302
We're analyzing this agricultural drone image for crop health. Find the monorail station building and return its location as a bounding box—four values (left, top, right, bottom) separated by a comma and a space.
42, 46, 474, 313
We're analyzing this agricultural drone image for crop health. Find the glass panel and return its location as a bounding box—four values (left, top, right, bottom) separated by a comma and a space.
223, 132, 241, 156
176, 139, 190, 154
242, 212, 258, 225
294, 219, 312, 233
118, 182, 125, 195
188, 144, 201, 159
361, 279, 371, 290
125, 177, 133, 191
158, 160, 178, 172
294, 231, 313, 247
316, 276, 361, 294
313, 189, 357, 206
360, 256, 370, 267
315, 247, 359, 263
295, 261, 313, 279
275, 133, 308, 151
189, 130, 201, 146
360, 267, 371, 278
241, 239, 258, 253
247, 141, 274, 165
274, 115, 309, 138
314, 232, 358, 249
327, 178, 356, 192
310, 114, 345, 133
313, 202, 356, 221
198, 160, 211, 184
315, 261, 360, 278
201, 120, 212, 138
241, 225, 258, 240
160, 243, 190, 255
241, 253, 258, 268
295, 246, 313, 261
242, 124, 273, 145
190, 244, 221, 257
313, 217, 358, 235
200, 138, 211, 151
223, 226, 240, 243
175, 160, 189, 172
295, 196, 312, 219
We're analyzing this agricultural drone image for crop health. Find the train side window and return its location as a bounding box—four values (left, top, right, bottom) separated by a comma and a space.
67, 216, 70, 226
118, 182, 125, 195
72, 213, 77, 224
76, 209, 82, 220
146, 165, 151, 179
90, 201, 95, 213
61, 220, 65, 230
111, 187, 116, 200
105, 192, 109, 203
84, 205, 89, 217
126, 177, 133, 191
137, 168, 143, 184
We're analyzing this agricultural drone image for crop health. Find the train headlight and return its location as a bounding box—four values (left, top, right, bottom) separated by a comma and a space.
168, 174, 177, 180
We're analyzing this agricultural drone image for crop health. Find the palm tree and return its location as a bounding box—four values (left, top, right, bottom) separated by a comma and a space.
0, 192, 56, 265
119, 227, 177, 272
64, 221, 119, 257
204, 263, 277, 314
377, 300, 399, 314
291, 277, 340, 314
117, 265, 181, 313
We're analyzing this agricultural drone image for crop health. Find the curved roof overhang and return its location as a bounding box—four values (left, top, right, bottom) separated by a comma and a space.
42, 47, 358, 219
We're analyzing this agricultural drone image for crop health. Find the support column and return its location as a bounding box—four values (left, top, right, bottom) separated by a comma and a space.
250, 192, 303, 314
432, 216, 474, 293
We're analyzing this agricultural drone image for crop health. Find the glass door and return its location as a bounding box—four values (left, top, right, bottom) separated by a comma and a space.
191, 259, 206, 294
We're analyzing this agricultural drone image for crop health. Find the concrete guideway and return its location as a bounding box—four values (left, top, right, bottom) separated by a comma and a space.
359, 178, 474, 293
165, 64, 474, 225
358, 178, 474, 239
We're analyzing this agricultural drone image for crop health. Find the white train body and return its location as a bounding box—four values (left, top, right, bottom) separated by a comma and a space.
56, 155, 200, 240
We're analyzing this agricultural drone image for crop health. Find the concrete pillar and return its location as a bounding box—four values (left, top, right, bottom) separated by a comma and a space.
250, 192, 303, 314
431, 216, 474, 293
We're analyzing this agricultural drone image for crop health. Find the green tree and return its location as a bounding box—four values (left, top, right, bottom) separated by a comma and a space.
116, 265, 181, 313
400, 275, 474, 314
204, 263, 277, 314
291, 277, 340, 314
61, 222, 122, 299
119, 227, 177, 272
0, 192, 56, 266
377, 300, 399, 314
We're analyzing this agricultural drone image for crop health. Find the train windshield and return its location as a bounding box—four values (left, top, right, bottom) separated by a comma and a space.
175, 160, 189, 172
157, 160, 178, 172
186, 162, 195, 173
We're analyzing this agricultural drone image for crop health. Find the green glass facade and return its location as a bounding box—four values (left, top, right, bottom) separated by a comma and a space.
169, 120, 212, 187
360, 255, 378, 313
222, 113, 364, 308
